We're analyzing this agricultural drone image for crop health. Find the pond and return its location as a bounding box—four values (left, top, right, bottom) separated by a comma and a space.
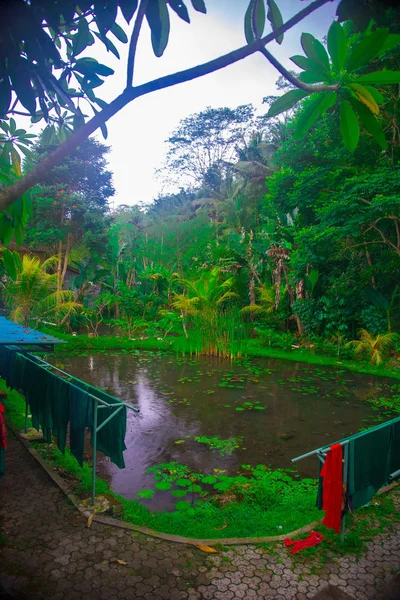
51, 352, 399, 511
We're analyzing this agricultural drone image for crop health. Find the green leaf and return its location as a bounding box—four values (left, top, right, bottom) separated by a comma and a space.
327, 20, 347, 73
350, 98, 387, 150
267, 0, 283, 44
74, 57, 114, 77
0, 75, 11, 118
363, 85, 384, 105
110, 22, 129, 43
356, 71, 400, 85
244, 0, 265, 43
146, 0, 170, 57
378, 34, 400, 55
299, 70, 324, 84
155, 481, 172, 490
41, 125, 56, 145
253, 0, 266, 39
100, 122, 108, 140
191, 0, 206, 13
176, 478, 191, 487
137, 489, 155, 498
244, 0, 255, 44
188, 484, 202, 493
9, 61, 36, 114
72, 18, 91, 57
201, 475, 217, 484
16, 144, 35, 161
290, 55, 328, 79
168, 0, 190, 23
346, 28, 388, 73
267, 89, 309, 118
340, 100, 360, 152
3, 249, 18, 281
295, 91, 337, 139
119, 0, 139, 23
349, 83, 379, 115
175, 501, 191, 511
95, 2, 118, 33
301, 33, 329, 73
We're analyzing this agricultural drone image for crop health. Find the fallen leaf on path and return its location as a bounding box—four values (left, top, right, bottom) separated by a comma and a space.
196, 545, 218, 553
87, 511, 95, 528
111, 559, 129, 566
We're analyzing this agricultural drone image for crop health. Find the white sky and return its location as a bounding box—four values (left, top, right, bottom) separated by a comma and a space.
35, 0, 340, 206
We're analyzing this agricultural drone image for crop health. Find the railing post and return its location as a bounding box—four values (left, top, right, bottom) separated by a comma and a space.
91, 400, 98, 506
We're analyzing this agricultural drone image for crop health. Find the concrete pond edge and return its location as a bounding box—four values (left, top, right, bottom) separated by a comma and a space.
6, 420, 398, 548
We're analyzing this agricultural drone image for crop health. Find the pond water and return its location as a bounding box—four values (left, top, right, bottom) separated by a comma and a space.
51, 352, 398, 510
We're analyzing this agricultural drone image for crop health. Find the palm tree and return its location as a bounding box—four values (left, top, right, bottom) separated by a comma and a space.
3, 252, 81, 327
172, 267, 237, 317
241, 284, 276, 317
346, 329, 398, 366
172, 267, 239, 356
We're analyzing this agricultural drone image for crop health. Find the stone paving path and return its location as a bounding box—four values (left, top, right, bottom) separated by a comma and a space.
1, 430, 400, 600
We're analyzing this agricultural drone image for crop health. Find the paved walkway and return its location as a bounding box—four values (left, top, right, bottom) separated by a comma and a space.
1, 431, 400, 600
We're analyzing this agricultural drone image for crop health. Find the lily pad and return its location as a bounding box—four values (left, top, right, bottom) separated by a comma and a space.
176, 478, 192, 487
137, 489, 155, 499
154, 481, 172, 491
201, 475, 217, 484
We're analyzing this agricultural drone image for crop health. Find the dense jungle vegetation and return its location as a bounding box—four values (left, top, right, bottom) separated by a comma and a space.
1, 2, 400, 369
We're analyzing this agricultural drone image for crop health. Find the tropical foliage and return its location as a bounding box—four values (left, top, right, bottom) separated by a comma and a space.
2, 252, 80, 326
1, 3, 400, 366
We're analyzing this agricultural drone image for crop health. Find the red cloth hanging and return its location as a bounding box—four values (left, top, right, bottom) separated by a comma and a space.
320, 442, 343, 534
0, 403, 7, 450
284, 531, 324, 554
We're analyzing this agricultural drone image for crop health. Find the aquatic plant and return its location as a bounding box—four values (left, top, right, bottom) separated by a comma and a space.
194, 435, 244, 456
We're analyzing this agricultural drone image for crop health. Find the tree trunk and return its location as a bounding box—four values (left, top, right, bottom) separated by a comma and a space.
59, 234, 71, 291
57, 240, 63, 292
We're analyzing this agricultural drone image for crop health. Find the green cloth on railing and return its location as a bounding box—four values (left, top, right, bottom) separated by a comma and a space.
0, 348, 127, 470
389, 419, 400, 476
69, 385, 93, 466
50, 375, 70, 454
72, 379, 127, 469
348, 423, 392, 510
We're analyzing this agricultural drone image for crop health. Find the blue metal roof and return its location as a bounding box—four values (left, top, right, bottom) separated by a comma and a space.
0, 317, 66, 349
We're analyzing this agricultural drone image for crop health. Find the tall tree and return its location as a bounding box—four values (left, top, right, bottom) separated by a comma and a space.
25, 138, 114, 290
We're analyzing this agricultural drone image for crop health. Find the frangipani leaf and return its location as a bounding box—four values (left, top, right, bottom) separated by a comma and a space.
267, 89, 309, 118
346, 28, 388, 72
350, 98, 387, 150
340, 100, 359, 151
267, 0, 283, 44
295, 91, 336, 138
356, 71, 400, 85
327, 20, 347, 73
349, 83, 379, 115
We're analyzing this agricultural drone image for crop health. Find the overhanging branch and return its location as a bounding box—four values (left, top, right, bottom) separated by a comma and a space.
0, 0, 333, 213
259, 47, 338, 93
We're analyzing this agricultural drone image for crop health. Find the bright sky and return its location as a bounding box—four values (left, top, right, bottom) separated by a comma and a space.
50, 0, 341, 206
